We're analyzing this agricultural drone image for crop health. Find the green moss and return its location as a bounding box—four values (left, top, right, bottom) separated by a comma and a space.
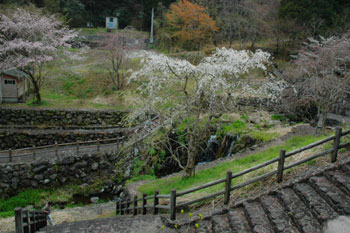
149, 148, 157, 156
132, 157, 146, 176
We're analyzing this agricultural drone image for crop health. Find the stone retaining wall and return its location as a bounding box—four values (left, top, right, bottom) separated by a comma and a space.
0, 107, 128, 126
0, 128, 128, 150
0, 151, 131, 197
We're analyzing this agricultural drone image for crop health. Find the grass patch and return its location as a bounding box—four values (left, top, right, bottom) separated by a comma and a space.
137, 134, 327, 196
247, 131, 279, 142
0, 185, 90, 218
222, 120, 247, 134
271, 114, 287, 122
0, 189, 44, 218
78, 27, 112, 35
126, 175, 156, 186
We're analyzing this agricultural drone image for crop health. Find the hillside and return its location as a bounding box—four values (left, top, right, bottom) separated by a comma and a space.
1, 2, 350, 232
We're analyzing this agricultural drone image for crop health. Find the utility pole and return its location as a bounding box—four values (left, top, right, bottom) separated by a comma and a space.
150, 8, 154, 48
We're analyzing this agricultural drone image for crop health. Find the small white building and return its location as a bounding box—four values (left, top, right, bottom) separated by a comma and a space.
0, 68, 30, 103
106, 17, 118, 30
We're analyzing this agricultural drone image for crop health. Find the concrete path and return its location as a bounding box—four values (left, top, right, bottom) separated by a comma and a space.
0, 142, 121, 163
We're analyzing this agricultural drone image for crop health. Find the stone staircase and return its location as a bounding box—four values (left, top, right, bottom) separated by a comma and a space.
37, 156, 350, 233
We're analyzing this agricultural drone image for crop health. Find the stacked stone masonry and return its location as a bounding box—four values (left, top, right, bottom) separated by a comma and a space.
0, 107, 127, 126
0, 107, 129, 150
0, 152, 126, 197
0, 128, 127, 150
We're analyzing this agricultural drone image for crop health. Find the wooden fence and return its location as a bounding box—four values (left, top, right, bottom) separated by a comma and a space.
116, 127, 350, 220
0, 137, 123, 163
14, 208, 47, 233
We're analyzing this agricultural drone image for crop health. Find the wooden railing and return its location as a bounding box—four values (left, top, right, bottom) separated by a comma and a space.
116, 127, 350, 220
0, 137, 124, 163
14, 208, 47, 233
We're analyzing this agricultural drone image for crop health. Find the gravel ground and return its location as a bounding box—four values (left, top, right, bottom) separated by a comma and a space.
0, 202, 116, 233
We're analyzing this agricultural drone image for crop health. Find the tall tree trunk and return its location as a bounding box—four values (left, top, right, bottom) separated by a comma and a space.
251, 39, 255, 50
32, 79, 41, 103
26, 71, 41, 104
184, 133, 197, 177
229, 27, 233, 48
116, 72, 121, 90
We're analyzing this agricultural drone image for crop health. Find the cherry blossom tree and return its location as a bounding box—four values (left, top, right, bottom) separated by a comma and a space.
287, 32, 350, 129
130, 48, 271, 177
0, 8, 78, 103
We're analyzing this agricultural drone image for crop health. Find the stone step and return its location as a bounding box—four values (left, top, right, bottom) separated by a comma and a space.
243, 201, 275, 233
211, 214, 231, 233
326, 170, 350, 193
340, 163, 350, 173
38, 215, 170, 233
260, 195, 298, 233
227, 208, 252, 233
188, 219, 213, 233
277, 188, 322, 232
309, 176, 350, 215
293, 183, 338, 223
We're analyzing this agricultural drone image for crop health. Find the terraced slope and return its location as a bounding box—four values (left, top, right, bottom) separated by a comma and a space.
37, 156, 350, 233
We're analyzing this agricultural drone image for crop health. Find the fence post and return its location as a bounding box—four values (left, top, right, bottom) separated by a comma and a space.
119, 201, 123, 215
31, 211, 36, 232
153, 190, 159, 215
170, 189, 176, 221
55, 141, 58, 158
331, 127, 342, 163
126, 198, 130, 215
133, 195, 138, 216
43, 211, 47, 227
29, 211, 35, 232
277, 150, 286, 183
142, 193, 147, 215
77, 141, 80, 155
15, 207, 23, 233
9, 149, 12, 162
119, 199, 124, 215
34, 211, 39, 230
22, 208, 29, 233
97, 139, 100, 152
32, 146, 36, 160
224, 170, 232, 205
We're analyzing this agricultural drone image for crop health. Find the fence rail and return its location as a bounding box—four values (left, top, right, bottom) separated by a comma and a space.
14, 208, 47, 233
116, 127, 350, 220
0, 137, 124, 163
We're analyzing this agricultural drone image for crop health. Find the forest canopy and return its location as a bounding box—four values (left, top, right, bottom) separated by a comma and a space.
1, 0, 349, 51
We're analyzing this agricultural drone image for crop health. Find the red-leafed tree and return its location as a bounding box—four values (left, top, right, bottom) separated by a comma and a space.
166, 0, 218, 50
